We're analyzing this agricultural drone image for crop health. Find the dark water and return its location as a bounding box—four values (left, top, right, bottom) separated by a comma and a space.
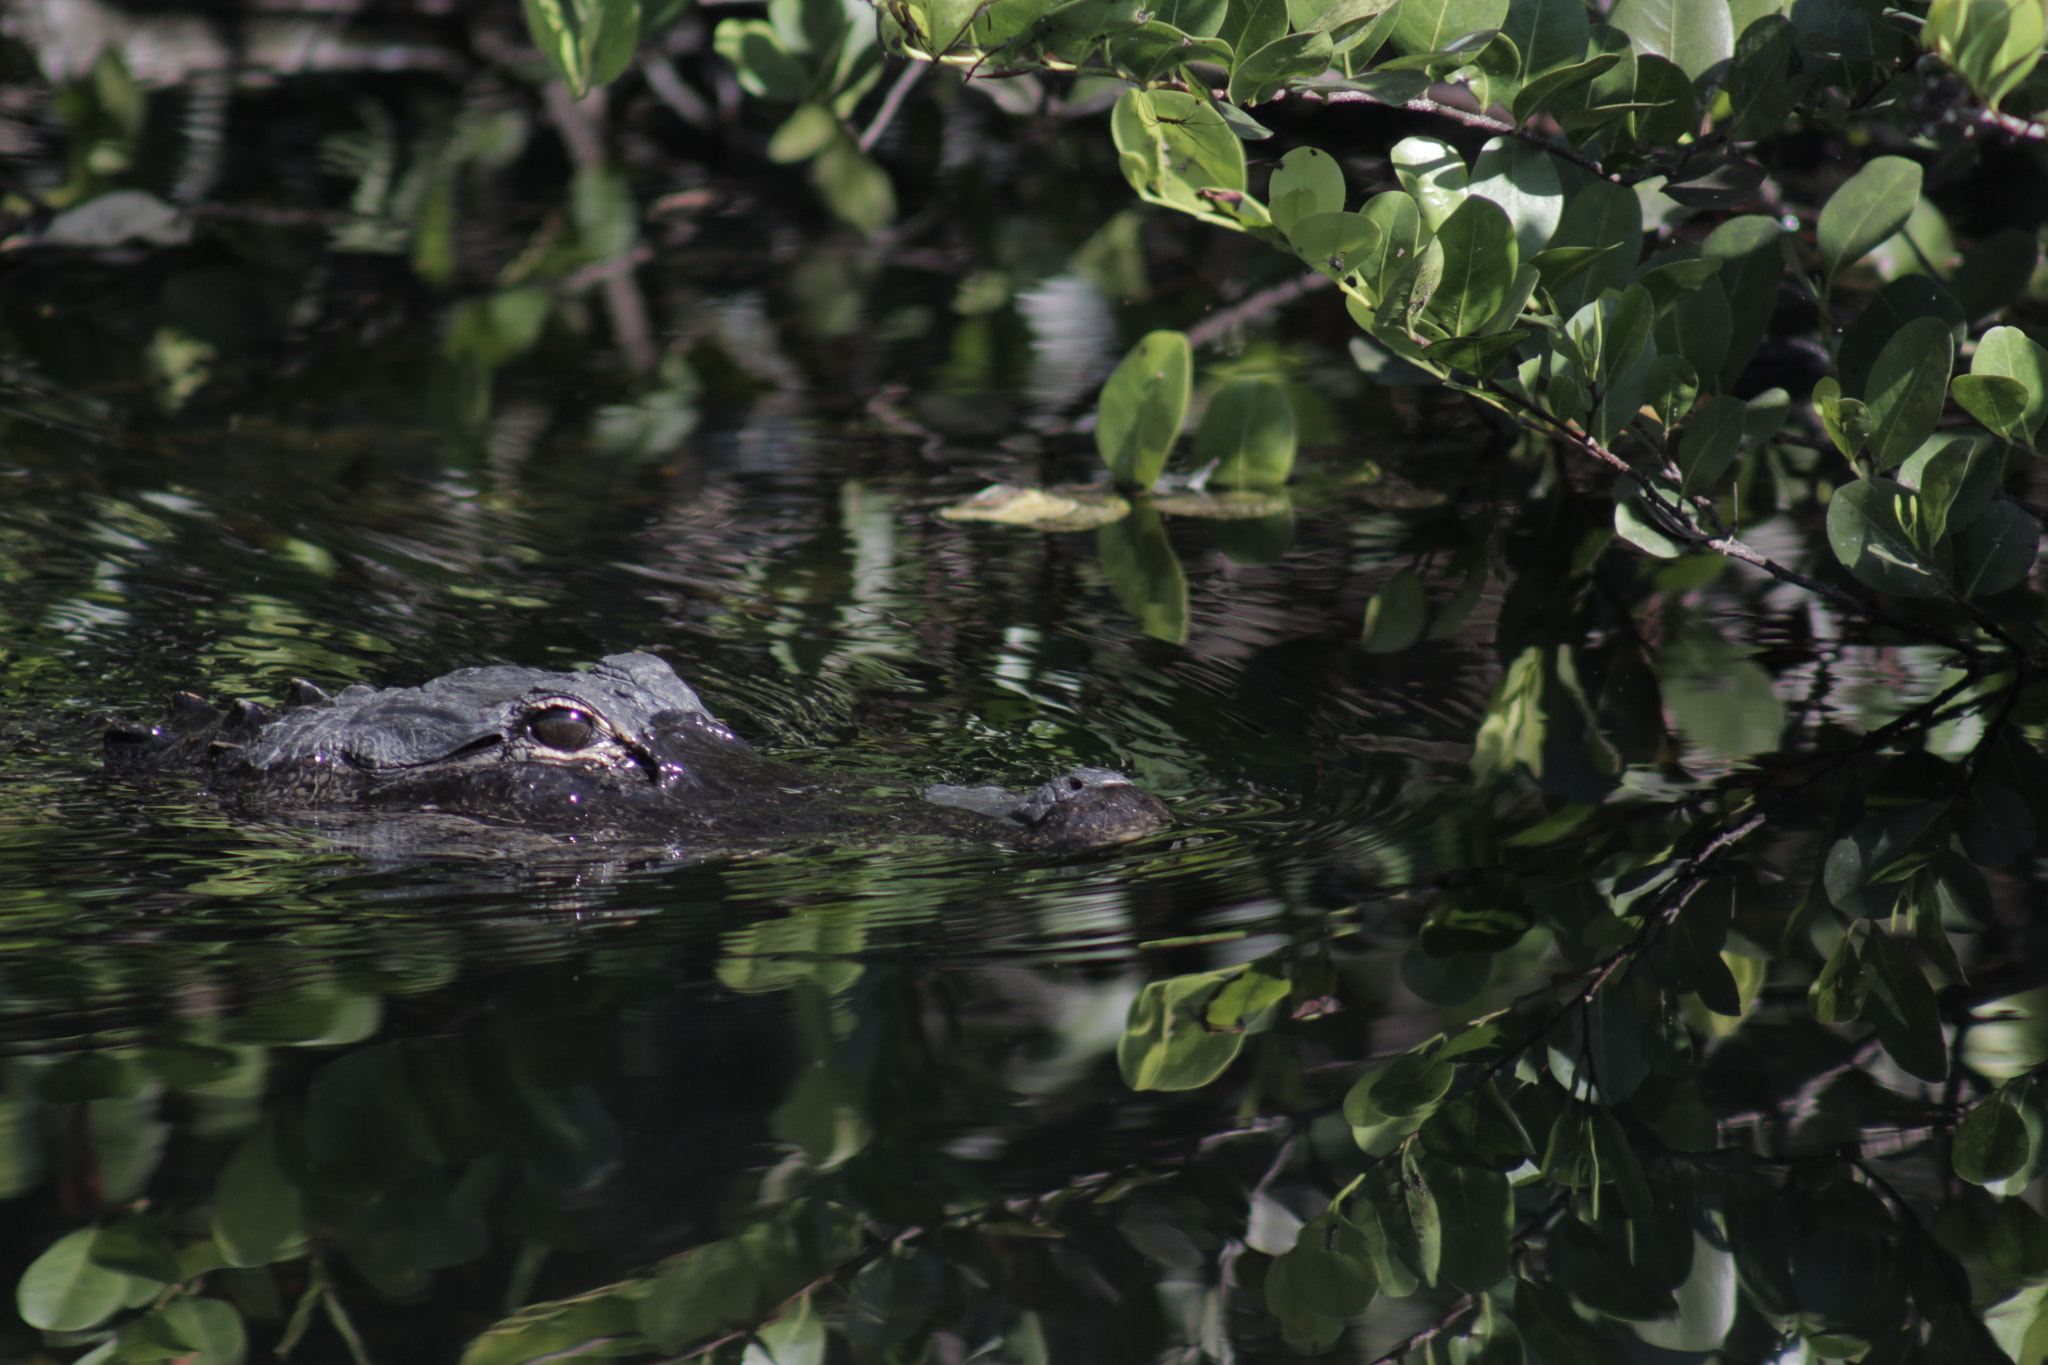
0, 367, 1494, 1361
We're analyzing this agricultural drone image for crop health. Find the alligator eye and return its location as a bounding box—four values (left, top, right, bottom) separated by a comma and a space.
529, 707, 598, 751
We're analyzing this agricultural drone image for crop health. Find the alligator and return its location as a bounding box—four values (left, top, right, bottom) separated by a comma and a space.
101, 652, 1169, 854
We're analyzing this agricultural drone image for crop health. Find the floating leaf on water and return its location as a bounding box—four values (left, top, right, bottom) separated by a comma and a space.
938, 484, 1131, 529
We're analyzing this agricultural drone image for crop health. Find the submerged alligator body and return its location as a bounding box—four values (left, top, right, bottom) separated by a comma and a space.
103, 653, 1169, 854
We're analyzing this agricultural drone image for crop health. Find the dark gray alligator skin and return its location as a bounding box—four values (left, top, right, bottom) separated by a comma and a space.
104, 653, 1170, 855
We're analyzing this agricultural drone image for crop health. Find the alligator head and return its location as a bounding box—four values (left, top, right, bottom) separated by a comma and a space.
104, 653, 1169, 854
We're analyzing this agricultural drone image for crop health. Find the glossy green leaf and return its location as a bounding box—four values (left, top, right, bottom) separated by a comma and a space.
1957, 1088, 2037, 1185
1547, 178, 1643, 316
1643, 354, 1699, 430
1469, 137, 1563, 260
212, 1121, 308, 1268
713, 19, 810, 101
1390, 135, 1467, 232
1194, 378, 1296, 487
1228, 31, 1334, 104
1361, 1049, 1455, 1118
1388, 0, 1509, 56
813, 134, 896, 237
1362, 565, 1427, 652
1415, 1153, 1509, 1293
1418, 1079, 1533, 1170
1609, 0, 1733, 81
638, 1240, 762, 1352
1701, 214, 1783, 388
1118, 969, 1244, 1090
1824, 802, 1946, 916
1352, 189, 1423, 303
1265, 1210, 1377, 1319
1864, 316, 1956, 469
526, 0, 643, 97
17, 1229, 141, 1332
1204, 965, 1290, 1028
1817, 155, 1924, 289
1098, 502, 1189, 643
1952, 374, 2033, 442
1502, 0, 1588, 76
1838, 275, 1965, 401
1511, 51, 1619, 120
1267, 146, 1345, 232
1677, 393, 1744, 495
1952, 498, 2040, 598
1219, 0, 1289, 63
1812, 377, 1870, 461
1288, 210, 1382, 281
1425, 195, 1517, 337
1861, 929, 1948, 1081
1614, 478, 1689, 558
1727, 14, 1806, 139
1973, 324, 2048, 440
1550, 1215, 1678, 1320
1629, 53, 1699, 144
1096, 330, 1191, 489
1810, 926, 1867, 1023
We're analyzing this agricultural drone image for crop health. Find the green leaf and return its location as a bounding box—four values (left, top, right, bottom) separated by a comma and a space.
1897, 432, 1985, 552
1414, 1154, 1510, 1293
1701, 214, 1784, 388
1388, 0, 1510, 56
1359, 1049, 1455, 1118
1817, 155, 1925, 289
1218, 0, 1288, 60
1549, 1215, 1677, 1319
813, 134, 896, 237
1862, 929, 1948, 1082
766, 102, 840, 164
1425, 195, 1518, 337
1953, 374, 2034, 442
17, 1229, 142, 1332
1390, 136, 1467, 234
1952, 498, 2040, 598
1677, 394, 1744, 495
638, 1240, 762, 1352
1957, 1088, 2037, 1186
1547, 178, 1643, 316
1204, 965, 1291, 1028
1727, 14, 1806, 139
1097, 503, 1189, 643
1352, 189, 1423, 302
1288, 210, 1383, 281
1228, 31, 1334, 103
1824, 803, 1947, 915
525, 0, 643, 97
1362, 565, 1427, 652
1812, 376, 1871, 461
1974, 324, 2048, 440
1502, 0, 1588, 77
1265, 1210, 1378, 1319
1267, 146, 1345, 232
1864, 315, 1956, 470
1629, 53, 1699, 144
712, 18, 810, 101
1096, 330, 1191, 489
1194, 378, 1296, 487
1511, 51, 1619, 121
1838, 274, 1965, 401
1468, 137, 1562, 261
1643, 354, 1699, 430
1810, 925, 1867, 1024
1608, 0, 1733, 81
1118, 970, 1245, 1089
1614, 478, 1689, 559
1418, 1079, 1533, 1170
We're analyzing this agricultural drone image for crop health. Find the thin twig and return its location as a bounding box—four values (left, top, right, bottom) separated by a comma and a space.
1185, 273, 1334, 348
1302, 88, 1615, 181
860, 62, 928, 152
1979, 107, 2048, 140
